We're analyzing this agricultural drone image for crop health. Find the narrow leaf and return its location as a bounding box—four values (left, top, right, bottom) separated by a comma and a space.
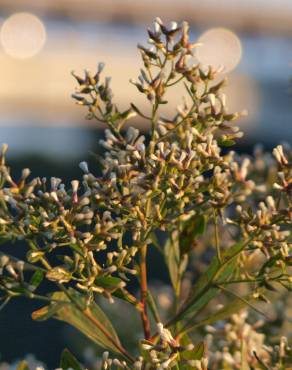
149, 232, 163, 254
164, 231, 180, 290
181, 294, 257, 334
60, 348, 83, 370
219, 139, 236, 147
29, 270, 44, 291
31, 292, 64, 321
147, 290, 161, 323
181, 341, 205, 361
32, 289, 122, 354
95, 276, 123, 290
179, 214, 206, 255
169, 236, 255, 325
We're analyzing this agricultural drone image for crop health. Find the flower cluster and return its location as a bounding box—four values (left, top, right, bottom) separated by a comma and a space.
0, 142, 138, 304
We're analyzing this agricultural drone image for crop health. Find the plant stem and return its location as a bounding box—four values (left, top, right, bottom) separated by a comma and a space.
150, 102, 159, 148
156, 102, 196, 143
140, 244, 151, 340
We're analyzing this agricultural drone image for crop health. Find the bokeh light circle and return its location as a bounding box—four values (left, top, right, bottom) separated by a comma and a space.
196, 28, 242, 73
0, 12, 46, 59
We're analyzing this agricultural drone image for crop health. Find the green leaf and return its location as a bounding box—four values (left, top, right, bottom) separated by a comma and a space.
257, 253, 281, 277
218, 139, 236, 147
32, 289, 122, 354
111, 287, 141, 309
181, 341, 205, 361
179, 215, 206, 255
178, 341, 205, 370
146, 290, 161, 323
169, 236, 255, 325
31, 291, 65, 321
110, 111, 121, 122
130, 103, 149, 119
164, 232, 180, 290
95, 276, 122, 290
29, 270, 44, 291
94, 276, 141, 308
165, 230, 189, 294
181, 294, 257, 334
149, 231, 163, 254
60, 348, 83, 370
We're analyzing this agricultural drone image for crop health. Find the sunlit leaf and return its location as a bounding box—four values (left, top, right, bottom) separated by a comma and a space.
32, 288, 122, 354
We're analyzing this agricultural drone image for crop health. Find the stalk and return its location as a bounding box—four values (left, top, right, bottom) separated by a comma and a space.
140, 244, 151, 340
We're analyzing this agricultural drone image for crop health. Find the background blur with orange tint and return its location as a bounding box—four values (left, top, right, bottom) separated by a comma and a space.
0, 0, 291, 367
0, 0, 291, 159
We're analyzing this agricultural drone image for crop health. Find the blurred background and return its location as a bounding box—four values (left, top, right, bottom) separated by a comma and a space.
0, 0, 291, 367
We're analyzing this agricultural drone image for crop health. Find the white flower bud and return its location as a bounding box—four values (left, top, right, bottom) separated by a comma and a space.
79, 161, 89, 173
71, 180, 79, 193
1, 143, 8, 154
21, 168, 31, 179
208, 93, 216, 108
103, 351, 109, 361
170, 21, 178, 30
16, 261, 24, 272
50, 191, 59, 202
51, 177, 61, 190
141, 343, 153, 350
0, 218, 8, 225
98, 62, 105, 73
201, 357, 208, 369
266, 195, 275, 211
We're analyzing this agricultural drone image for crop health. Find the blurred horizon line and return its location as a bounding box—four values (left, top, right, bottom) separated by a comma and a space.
1, 0, 292, 36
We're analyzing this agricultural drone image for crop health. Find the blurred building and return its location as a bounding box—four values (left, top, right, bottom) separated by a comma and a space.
0, 0, 290, 158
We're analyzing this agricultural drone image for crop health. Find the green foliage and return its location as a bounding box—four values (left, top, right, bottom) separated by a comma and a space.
32, 289, 123, 355
60, 349, 83, 370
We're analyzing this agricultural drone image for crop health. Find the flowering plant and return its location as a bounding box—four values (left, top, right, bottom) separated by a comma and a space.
0, 19, 291, 369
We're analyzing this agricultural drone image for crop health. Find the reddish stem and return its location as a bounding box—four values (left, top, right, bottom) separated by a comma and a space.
140, 244, 151, 339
